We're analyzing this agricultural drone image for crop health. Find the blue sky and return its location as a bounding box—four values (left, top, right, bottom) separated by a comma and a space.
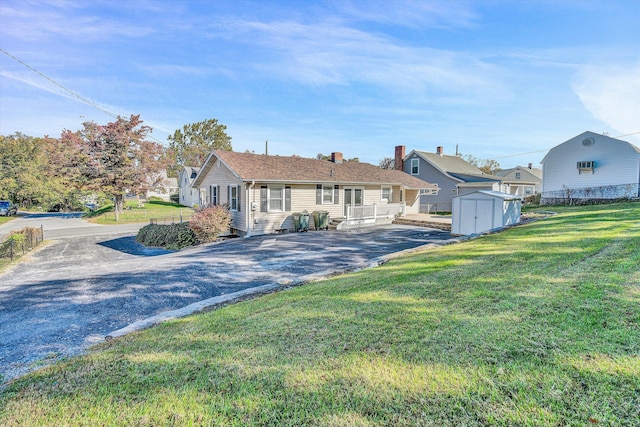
1, 0, 639, 168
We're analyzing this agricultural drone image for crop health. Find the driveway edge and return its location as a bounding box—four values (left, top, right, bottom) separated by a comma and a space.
104, 236, 465, 341
105, 284, 281, 339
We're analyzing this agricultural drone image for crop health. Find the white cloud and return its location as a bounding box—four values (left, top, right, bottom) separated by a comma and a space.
572, 62, 640, 138
226, 19, 504, 102
0, 0, 156, 42
330, 0, 479, 29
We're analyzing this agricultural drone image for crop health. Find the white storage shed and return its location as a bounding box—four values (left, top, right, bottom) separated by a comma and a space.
451, 190, 521, 236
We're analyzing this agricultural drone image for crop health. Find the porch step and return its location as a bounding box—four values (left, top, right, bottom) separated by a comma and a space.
328, 217, 345, 230
393, 217, 451, 231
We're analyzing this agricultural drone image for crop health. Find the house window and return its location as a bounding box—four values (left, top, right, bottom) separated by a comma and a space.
515, 172, 521, 179
229, 185, 239, 211
411, 158, 419, 175
210, 185, 219, 206
577, 161, 595, 174
261, 185, 291, 212
270, 186, 284, 211
317, 185, 339, 204
381, 187, 392, 202
322, 186, 334, 204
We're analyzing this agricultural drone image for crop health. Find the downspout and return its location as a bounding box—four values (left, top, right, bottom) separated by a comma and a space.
245, 180, 255, 238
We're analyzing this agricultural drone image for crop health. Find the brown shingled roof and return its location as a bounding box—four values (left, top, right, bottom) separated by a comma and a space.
201, 150, 436, 189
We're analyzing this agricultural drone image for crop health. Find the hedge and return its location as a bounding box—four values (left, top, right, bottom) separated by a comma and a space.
135, 222, 198, 250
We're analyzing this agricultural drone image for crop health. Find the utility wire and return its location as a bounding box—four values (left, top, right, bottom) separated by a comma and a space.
0, 48, 165, 144
1, 48, 118, 119
493, 132, 640, 160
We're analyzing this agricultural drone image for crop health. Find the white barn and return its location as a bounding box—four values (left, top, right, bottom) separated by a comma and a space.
541, 131, 640, 204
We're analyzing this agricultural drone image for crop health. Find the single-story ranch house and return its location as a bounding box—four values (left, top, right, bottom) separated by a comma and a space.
192, 150, 440, 236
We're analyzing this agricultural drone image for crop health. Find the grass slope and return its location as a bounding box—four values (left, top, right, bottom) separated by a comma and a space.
1, 203, 638, 426
85, 200, 193, 225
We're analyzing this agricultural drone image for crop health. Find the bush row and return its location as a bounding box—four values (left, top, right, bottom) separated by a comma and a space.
136, 205, 232, 250
136, 222, 198, 250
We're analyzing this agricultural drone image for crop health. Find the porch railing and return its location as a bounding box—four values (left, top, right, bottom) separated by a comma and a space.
346, 203, 405, 221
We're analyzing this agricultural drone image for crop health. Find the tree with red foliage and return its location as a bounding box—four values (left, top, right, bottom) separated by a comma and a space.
60, 115, 167, 221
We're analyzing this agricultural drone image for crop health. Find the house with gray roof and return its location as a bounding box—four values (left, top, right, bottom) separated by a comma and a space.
192, 150, 439, 236
493, 164, 542, 197
394, 145, 502, 212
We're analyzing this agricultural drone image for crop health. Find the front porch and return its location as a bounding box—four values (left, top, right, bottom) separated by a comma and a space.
336, 203, 406, 230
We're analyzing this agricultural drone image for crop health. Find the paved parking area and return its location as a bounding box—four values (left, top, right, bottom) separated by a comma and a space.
0, 224, 454, 384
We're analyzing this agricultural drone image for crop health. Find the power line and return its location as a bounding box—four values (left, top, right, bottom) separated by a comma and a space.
493, 132, 640, 160
614, 131, 640, 138
1, 48, 118, 119
494, 148, 550, 159
0, 48, 165, 145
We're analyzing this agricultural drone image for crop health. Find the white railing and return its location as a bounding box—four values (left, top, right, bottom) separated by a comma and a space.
346, 203, 405, 221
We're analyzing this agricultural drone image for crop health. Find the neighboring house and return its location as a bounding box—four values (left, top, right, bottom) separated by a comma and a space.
178, 166, 201, 207
145, 170, 178, 201
541, 131, 640, 204
191, 150, 439, 237
394, 145, 502, 213
493, 164, 542, 197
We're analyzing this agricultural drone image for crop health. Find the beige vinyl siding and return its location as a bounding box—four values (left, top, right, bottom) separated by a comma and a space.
247, 183, 345, 235
198, 161, 246, 233
404, 189, 421, 214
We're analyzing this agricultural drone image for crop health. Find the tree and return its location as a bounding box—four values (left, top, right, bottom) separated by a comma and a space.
379, 157, 395, 170
60, 115, 166, 221
167, 118, 232, 176
460, 154, 500, 174
0, 132, 78, 210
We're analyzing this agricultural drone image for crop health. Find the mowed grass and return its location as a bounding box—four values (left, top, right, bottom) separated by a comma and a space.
86, 200, 193, 225
0, 216, 15, 225
1, 203, 639, 426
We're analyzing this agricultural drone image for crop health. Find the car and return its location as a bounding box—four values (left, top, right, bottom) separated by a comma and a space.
0, 200, 18, 216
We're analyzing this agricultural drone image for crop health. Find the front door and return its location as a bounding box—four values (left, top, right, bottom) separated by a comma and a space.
344, 187, 363, 217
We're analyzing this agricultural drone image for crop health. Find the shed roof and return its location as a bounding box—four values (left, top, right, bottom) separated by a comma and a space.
453, 190, 522, 201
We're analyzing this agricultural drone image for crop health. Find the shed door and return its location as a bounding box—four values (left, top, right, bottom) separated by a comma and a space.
476, 199, 495, 233
460, 199, 495, 235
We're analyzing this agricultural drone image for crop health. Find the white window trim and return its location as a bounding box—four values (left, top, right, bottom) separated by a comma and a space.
381, 186, 392, 203
229, 185, 238, 211
411, 158, 419, 175
322, 185, 334, 204
268, 185, 285, 212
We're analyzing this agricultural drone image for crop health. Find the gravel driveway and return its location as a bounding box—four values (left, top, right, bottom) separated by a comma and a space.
0, 222, 453, 384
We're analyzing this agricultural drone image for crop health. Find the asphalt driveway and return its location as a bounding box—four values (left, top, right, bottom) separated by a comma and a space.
0, 223, 454, 384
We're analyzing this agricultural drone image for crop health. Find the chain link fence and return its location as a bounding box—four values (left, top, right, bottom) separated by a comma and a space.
0, 226, 44, 262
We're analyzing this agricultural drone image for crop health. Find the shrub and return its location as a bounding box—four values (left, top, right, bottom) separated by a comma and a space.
169, 194, 179, 203
189, 205, 231, 243
136, 222, 198, 250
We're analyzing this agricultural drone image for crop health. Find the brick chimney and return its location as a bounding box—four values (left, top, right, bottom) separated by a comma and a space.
394, 145, 405, 171
436, 146, 444, 156
331, 152, 343, 164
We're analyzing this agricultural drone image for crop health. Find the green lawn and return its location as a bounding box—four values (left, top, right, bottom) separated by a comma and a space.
86, 200, 194, 225
0, 216, 15, 225
1, 203, 638, 426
